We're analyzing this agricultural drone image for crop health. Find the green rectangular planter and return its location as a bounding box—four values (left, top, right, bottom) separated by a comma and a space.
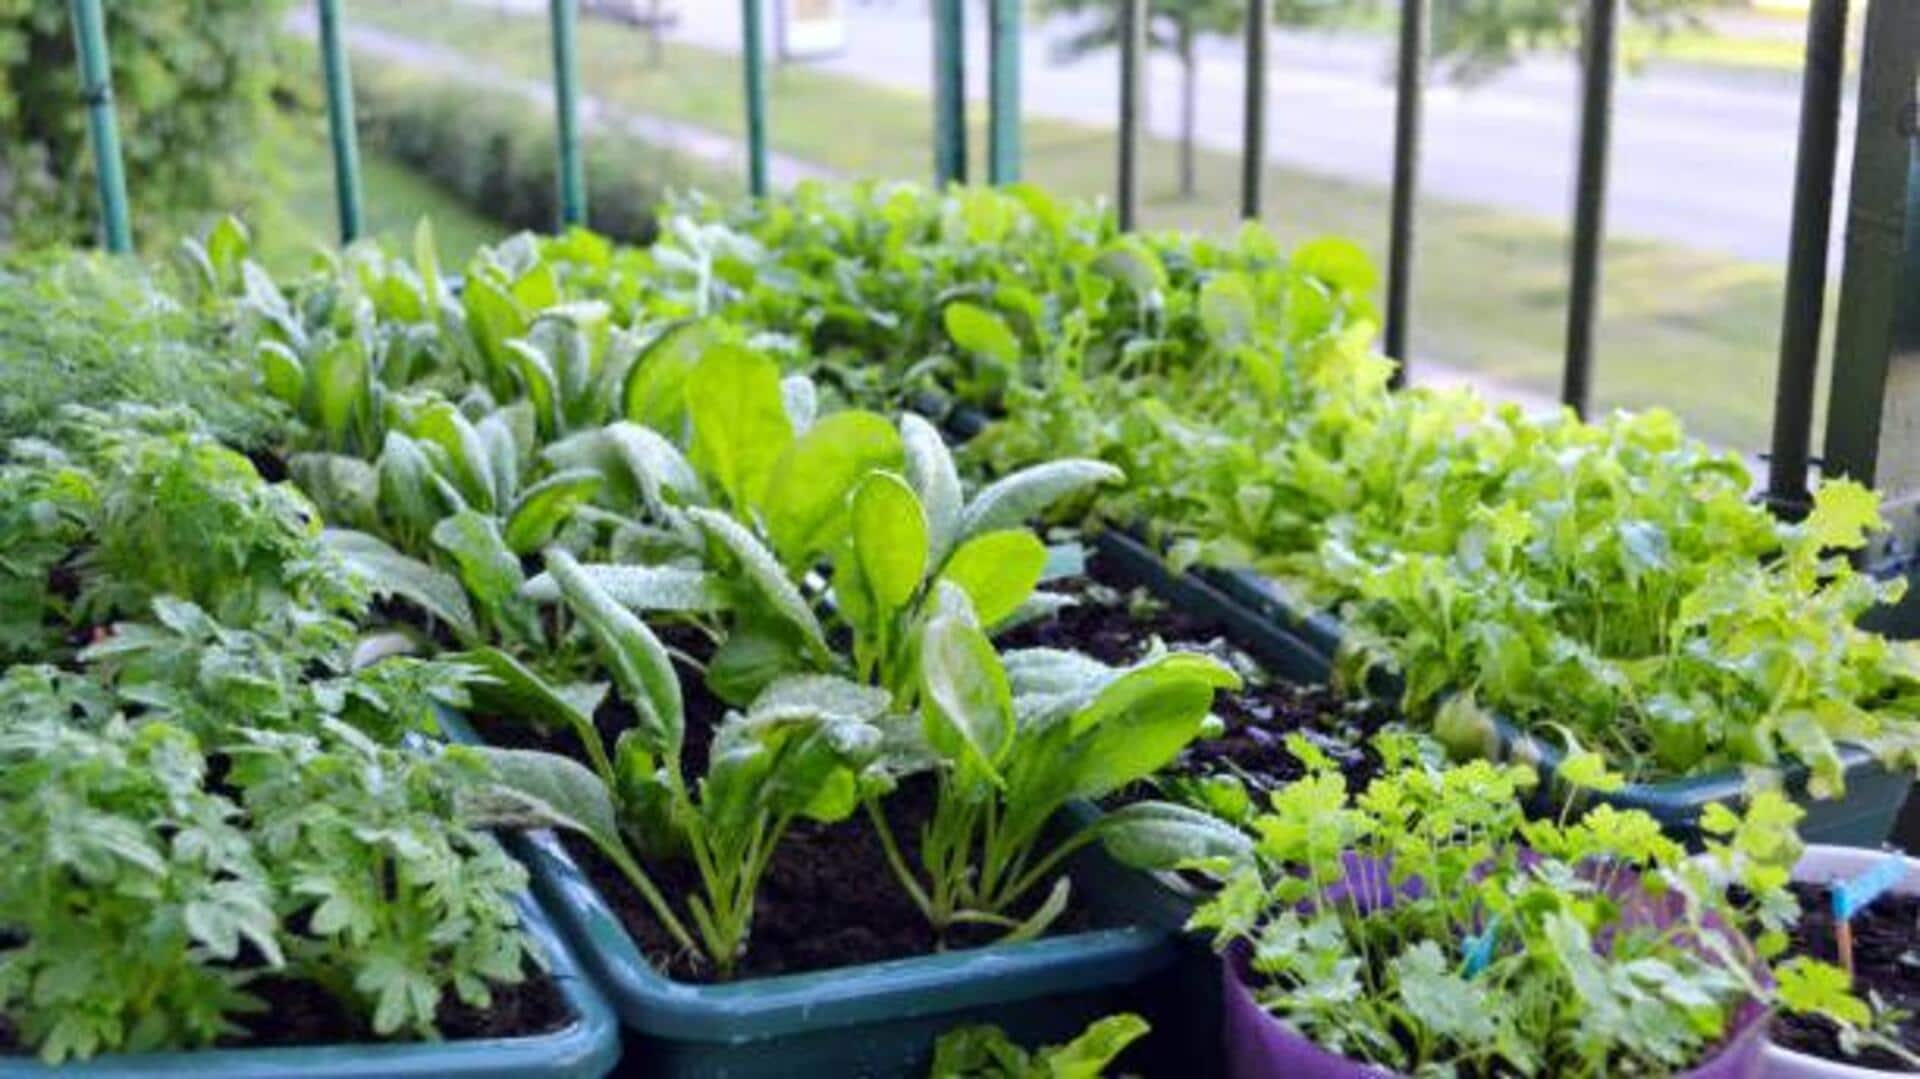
437, 713, 1177, 1079
0, 894, 620, 1079
1122, 534, 1915, 848
1491, 723, 1913, 848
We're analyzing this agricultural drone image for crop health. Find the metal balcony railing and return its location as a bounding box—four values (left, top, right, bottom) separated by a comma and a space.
60, 0, 1920, 563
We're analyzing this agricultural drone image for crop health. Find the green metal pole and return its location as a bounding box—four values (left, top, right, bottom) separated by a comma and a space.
988, 0, 1021, 185
1117, 0, 1146, 230
742, 0, 768, 197
317, 0, 364, 244
66, 0, 131, 253
1240, 0, 1269, 221
549, 0, 587, 228
933, 0, 967, 186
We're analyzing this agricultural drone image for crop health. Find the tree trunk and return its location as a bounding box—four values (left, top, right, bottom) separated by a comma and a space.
1178, 20, 1197, 200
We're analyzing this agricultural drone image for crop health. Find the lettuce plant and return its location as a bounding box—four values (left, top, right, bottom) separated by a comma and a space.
931, 1012, 1150, 1078
984, 285, 1920, 791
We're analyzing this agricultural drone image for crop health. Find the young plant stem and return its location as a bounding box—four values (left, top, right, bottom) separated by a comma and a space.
596, 835, 701, 960
572, 717, 618, 788
866, 797, 937, 923
994, 830, 1096, 914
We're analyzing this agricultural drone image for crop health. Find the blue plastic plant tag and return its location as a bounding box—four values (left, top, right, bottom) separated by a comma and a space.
1831, 853, 1909, 922
1460, 914, 1503, 978
1041, 542, 1087, 582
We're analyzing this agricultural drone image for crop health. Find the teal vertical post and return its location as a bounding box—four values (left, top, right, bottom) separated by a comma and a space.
1117, 0, 1146, 229
741, 0, 768, 196
988, 0, 1021, 184
932, 0, 967, 186
1240, 0, 1269, 220
66, 0, 131, 252
549, 0, 587, 227
317, 0, 364, 244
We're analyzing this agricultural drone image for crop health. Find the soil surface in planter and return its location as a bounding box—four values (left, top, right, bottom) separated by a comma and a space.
1773, 881, 1920, 1070
997, 550, 1394, 798
470, 634, 1091, 985
0, 962, 570, 1055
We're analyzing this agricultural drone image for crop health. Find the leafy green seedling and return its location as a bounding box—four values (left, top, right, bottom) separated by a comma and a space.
929, 1012, 1150, 1078
865, 590, 1250, 940
465, 549, 884, 977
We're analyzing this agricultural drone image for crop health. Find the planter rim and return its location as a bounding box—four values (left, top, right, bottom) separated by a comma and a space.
0, 891, 620, 1078
1763, 844, 1920, 1078
437, 712, 1176, 1044
1223, 955, 1773, 1079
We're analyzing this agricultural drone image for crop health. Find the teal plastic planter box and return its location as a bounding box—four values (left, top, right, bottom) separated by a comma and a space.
438, 714, 1176, 1079
1110, 535, 1914, 847
0, 894, 620, 1079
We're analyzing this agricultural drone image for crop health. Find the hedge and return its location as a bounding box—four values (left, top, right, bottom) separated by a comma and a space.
352, 62, 737, 245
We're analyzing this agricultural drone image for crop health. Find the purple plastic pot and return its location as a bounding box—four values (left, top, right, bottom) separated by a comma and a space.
1218, 856, 1773, 1079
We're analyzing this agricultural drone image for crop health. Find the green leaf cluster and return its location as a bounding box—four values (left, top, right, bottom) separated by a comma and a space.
929, 1012, 1150, 1078
1181, 754, 1849, 1076
0, 670, 532, 1063
0, 0, 289, 248
0, 406, 363, 661
0, 390, 537, 1062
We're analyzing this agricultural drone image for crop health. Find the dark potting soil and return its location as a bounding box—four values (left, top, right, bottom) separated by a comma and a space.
467, 644, 1092, 986
997, 549, 1393, 798
561, 776, 1092, 984
226, 963, 570, 1049
1773, 881, 1920, 1070
0, 962, 570, 1057
246, 446, 290, 485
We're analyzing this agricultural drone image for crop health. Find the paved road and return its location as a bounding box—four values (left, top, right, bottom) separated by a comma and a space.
661, 2, 1849, 264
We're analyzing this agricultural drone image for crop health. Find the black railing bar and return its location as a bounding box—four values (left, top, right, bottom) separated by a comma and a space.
1384, 0, 1428, 386
1822, 0, 1920, 493
1561, 0, 1620, 418
1766, 0, 1851, 517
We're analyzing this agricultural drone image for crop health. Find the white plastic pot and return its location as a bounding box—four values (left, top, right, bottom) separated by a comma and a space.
1764, 844, 1920, 1077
